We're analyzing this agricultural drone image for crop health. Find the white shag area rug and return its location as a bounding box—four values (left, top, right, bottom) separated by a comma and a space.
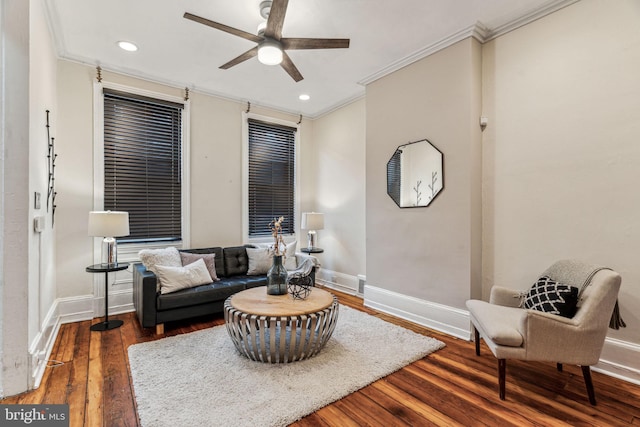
128, 305, 445, 427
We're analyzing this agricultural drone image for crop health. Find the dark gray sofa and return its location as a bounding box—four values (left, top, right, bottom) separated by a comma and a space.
133, 245, 315, 334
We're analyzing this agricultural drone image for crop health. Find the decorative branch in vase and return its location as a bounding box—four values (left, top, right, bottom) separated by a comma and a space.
267, 216, 288, 295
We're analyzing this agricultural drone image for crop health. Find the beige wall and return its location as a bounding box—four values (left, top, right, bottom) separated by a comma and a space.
1, 0, 31, 397
55, 61, 311, 299
311, 99, 366, 277
365, 38, 483, 309
29, 0, 58, 349
482, 0, 640, 344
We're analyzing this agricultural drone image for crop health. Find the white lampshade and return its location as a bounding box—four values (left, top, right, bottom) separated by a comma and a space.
88, 211, 130, 237
301, 212, 324, 231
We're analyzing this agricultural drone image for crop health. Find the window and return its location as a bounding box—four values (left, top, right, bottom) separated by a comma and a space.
103, 89, 184, 243
247, 118, 296, 237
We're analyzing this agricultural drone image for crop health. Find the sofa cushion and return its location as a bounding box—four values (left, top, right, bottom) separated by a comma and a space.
523, 276, 579, 318
180, 247, 224, 279
246, 247, 272, 275
180, 252, 219, 281
284, 241, 297, 270
223, 246, 249, 276
157, 280, 246, 311
156, 259, 213, 295
139, 247, 182, 275
466, 300, 525, 347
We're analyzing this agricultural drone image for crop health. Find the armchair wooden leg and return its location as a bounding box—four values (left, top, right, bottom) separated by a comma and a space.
498, 359, 506, 400
581, 365, 597, 405
474, 327, 480, 356
557, 363, 563, 372
156, 323, 165, 335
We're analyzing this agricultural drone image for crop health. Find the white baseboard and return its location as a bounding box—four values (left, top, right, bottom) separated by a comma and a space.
27, 290, 135, 389
362, 284, 640, 384
595, 337, 640, 385
316, 268, 359, 295
28, 301, 61, 389
363, 285, 471, 340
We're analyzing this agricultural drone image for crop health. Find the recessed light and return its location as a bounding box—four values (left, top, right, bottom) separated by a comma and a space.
299, 94, 310, 101
117, 41, 138, 52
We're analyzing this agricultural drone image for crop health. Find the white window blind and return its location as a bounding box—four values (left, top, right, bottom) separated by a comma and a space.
103, 89, 183, 243
247, 119, 296, 237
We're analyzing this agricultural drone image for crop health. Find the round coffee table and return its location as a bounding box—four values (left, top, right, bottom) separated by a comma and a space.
224, 287, 339, 363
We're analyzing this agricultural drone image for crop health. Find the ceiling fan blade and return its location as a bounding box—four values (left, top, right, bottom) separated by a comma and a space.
184, 12, 263, 43
219, 46, 259, 69
265, 0, 288, 39
281, 52, 303, 82
281, 38, 350, 50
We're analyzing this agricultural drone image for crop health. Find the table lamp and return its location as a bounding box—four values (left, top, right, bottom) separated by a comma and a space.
88, 211, 130, 266
301, 212, 324, 250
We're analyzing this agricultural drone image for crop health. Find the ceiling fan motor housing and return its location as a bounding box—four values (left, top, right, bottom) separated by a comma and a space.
260, 1, 272, 19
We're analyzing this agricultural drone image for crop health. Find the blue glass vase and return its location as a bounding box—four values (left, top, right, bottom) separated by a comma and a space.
267, 255, 288, 295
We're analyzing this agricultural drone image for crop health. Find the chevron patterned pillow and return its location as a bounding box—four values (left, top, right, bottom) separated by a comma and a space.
523, 276, 579, 318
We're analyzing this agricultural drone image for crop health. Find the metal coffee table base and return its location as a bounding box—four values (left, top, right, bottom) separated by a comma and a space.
224, 296, 339, 363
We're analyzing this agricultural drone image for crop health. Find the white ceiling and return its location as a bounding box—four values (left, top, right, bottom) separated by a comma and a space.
45, 0, 574, 118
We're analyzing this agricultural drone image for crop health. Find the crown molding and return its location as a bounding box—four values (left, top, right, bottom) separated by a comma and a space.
358, 0, 579, 86
484, 0, 580, 41
357, 23, 488, 86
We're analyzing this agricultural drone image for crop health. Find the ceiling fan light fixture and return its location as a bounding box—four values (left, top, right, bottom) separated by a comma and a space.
258, 39, 283, 65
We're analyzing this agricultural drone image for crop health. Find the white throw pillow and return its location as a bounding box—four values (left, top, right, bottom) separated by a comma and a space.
139, 247, 182, 275
246, 247, 273, 275
284, 240, 297, 270
156, 258, 213, 294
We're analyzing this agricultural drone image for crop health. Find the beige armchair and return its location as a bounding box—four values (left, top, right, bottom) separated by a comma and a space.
466, 261, 622, 404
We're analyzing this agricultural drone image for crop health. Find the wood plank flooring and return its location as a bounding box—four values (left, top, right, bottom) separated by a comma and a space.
2, 289, 639, 426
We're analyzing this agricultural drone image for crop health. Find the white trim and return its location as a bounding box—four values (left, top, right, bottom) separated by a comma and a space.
242, 112, 300, 243
363, 285, 471, 340
316, 268, 359, 295
483, 0, 580, 42
92, 81, 190, 301
594, 338, 640, 385
28, 300, 61, 389
358, 0, 578, 86
29, 290, 640, 388
358, 23, 488, 86
363, 285, 640, 384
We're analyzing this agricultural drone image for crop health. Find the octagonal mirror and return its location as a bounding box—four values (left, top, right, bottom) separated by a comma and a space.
387, 139, 443, 208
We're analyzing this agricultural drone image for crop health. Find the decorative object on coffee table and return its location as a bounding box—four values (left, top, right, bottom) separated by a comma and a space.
224, 287, 339, 363
267, 216, 288, 295
287, 257, 316, 300
287, 278, 312, 300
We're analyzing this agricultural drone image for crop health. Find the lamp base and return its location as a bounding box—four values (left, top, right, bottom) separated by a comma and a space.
90, 319, 123, 331
306, 230, 317, 250
101, 237, 118, 266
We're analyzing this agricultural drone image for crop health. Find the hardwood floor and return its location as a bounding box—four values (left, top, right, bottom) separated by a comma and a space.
3, 289, 639, 426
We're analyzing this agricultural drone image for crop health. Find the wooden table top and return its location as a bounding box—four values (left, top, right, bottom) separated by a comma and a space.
230, 287, 335, 316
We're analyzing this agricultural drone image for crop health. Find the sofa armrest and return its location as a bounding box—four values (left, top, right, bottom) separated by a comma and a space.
489, 286, 523, 308
133, 263, 160, 328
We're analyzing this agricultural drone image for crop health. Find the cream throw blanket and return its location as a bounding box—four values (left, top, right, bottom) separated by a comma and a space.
543, 259, 625, 329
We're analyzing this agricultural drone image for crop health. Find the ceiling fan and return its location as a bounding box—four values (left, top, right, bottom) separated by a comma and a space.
184, 0, 350, 82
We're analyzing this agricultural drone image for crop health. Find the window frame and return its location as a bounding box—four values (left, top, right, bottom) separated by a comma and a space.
93, 81, 191, 264
242, 112, 300, 244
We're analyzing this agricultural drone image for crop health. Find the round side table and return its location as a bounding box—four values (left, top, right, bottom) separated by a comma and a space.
86, 263, 129, 331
